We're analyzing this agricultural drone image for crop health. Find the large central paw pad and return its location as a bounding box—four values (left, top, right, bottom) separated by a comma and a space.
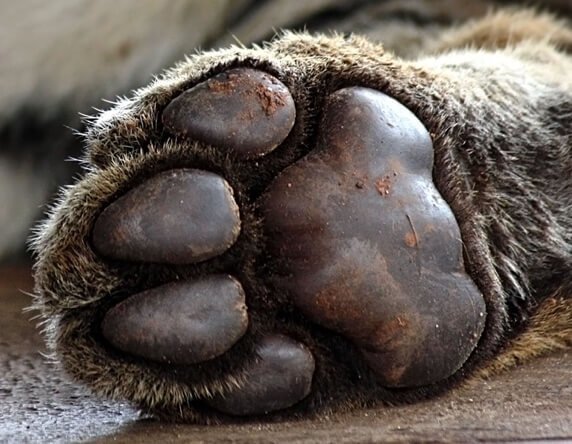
263, 87, 486, 387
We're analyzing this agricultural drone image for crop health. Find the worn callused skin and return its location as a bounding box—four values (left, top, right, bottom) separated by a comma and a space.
262, 87, 486, 387
32, 19, 572, 423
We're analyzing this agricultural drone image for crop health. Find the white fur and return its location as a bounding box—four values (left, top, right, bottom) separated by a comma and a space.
0, 0, 249, 120
0, 0, 343, 121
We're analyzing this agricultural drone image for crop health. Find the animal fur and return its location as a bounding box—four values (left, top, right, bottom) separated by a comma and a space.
30, 5, 572, 422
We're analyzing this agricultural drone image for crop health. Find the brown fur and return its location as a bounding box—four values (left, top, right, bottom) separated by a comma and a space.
475, 296, 572, 379
434, 8, 572, 52
32, 8, 572, 422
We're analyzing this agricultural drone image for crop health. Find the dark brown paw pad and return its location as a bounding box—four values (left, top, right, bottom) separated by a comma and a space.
101, 275, 248, 364
162, 68, 296, 159
92, 169, 240, 264
206, 335, 315, 416
263, 87, 486, 387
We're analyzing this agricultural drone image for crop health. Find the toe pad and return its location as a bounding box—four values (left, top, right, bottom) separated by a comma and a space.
101, 275, 248, 364
206, 335, 315, 416
162, 68, 296, 158
92, 169, 240, 264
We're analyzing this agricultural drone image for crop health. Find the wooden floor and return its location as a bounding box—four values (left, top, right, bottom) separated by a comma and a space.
1, 266, 570, 443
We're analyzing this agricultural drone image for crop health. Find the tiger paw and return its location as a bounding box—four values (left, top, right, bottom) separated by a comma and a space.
33, 36, 488, 422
